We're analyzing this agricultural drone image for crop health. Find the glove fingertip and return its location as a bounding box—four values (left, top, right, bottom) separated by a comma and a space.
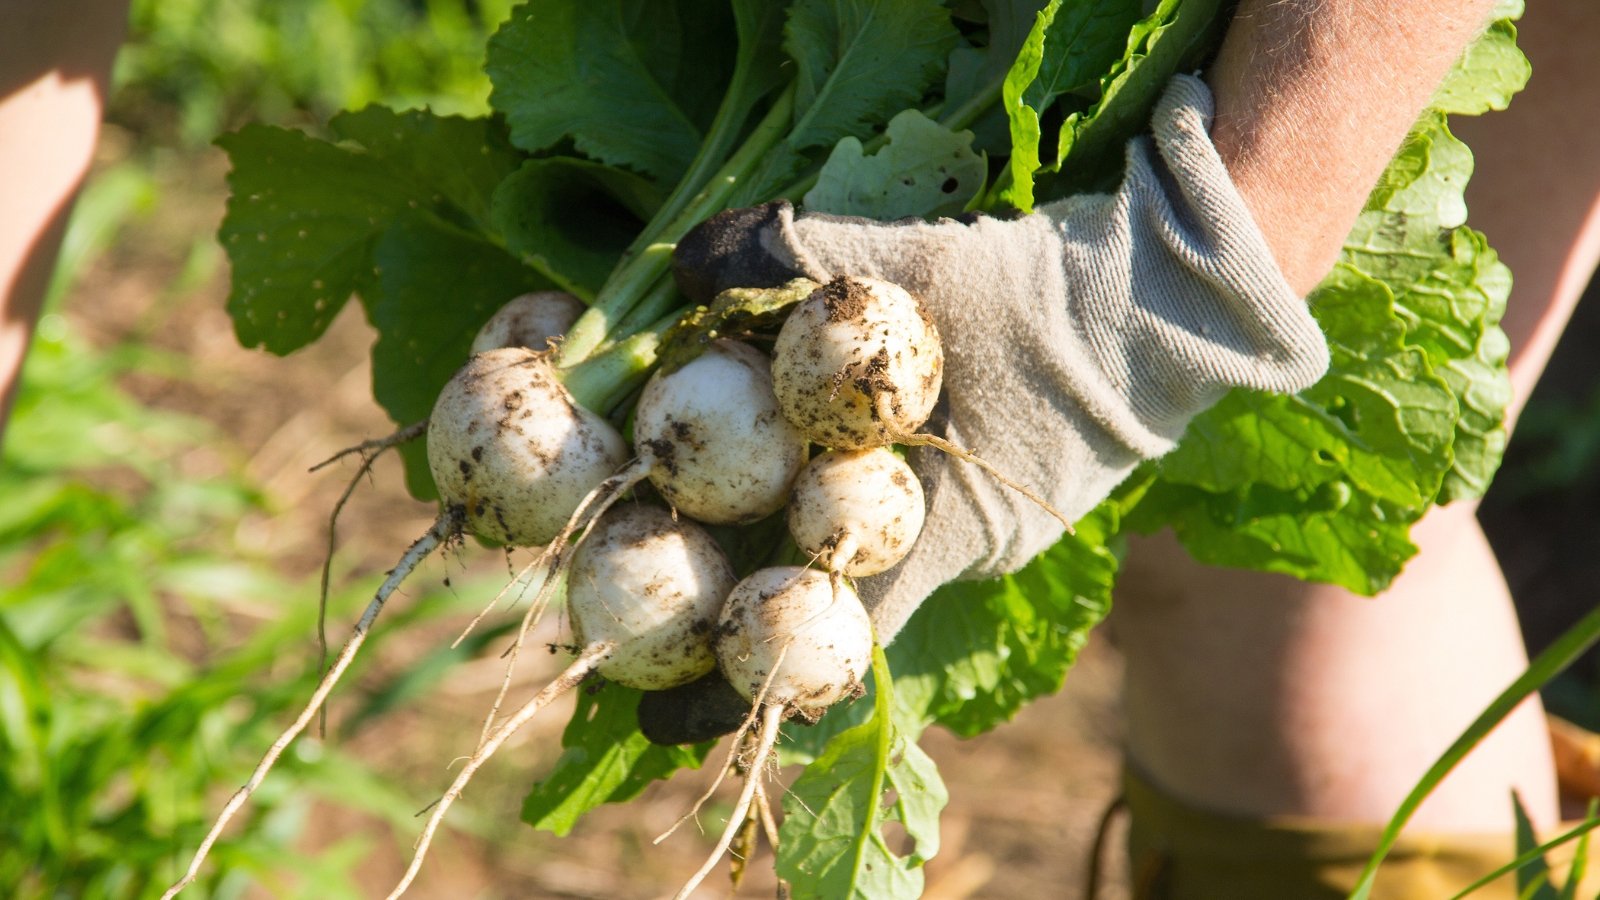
671, 201, 803, 303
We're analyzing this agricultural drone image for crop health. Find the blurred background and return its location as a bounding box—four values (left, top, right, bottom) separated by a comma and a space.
2, 1, 1594, 897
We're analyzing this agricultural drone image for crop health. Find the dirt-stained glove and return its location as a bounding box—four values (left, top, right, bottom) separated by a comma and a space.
639, 75, 1328, 744
676, 74, 1328, 638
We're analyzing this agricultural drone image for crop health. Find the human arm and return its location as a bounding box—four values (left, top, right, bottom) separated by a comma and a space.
1208, 0, 1497, 294
0, 0, 129, 445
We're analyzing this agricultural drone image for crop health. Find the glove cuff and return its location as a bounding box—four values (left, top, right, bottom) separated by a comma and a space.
1057, 74, 1329, 445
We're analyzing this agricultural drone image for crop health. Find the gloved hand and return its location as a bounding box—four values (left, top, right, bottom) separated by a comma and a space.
638, 74, 1328, 744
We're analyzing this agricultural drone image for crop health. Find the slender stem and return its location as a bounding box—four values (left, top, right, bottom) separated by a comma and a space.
619, 42, 776, 263
595, 278, 681, 353
557, 86, 797, 369
387, 643, 614, 900
561, 312, 680, 415
161, 511, 459, 900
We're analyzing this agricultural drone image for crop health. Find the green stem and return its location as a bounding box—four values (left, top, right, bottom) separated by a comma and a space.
557, 86, 797, 369
617, 40, 777, 264
561, 311, 682, 415
607, 278, 681, 346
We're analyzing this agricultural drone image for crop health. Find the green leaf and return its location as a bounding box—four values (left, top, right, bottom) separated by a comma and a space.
521, 684, 710, 836
328, 106, 522, 230
366, 215, 554, 500
1128, 479, 1422, 595
218, 111, 522, 355
784, 0, 958, 153
997, 0, 1140, 209
729, 0, 959, 206
1029, 0, 1227, 204
485, 0, 733, 183
777, 647, 948, 899
1513, 792, 1561, 899
943, 0, 1050, 119
490, 158, 662, 299
1432, 19, 1530, 116
217, 125, 422, 354
803, 110, 985, 219
892, 516, 1116, 736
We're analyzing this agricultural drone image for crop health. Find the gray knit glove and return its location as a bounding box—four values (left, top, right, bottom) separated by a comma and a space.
674, 74, 1329, 642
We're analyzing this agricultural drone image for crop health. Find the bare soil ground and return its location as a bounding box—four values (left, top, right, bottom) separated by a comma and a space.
64, 137, 1133, 899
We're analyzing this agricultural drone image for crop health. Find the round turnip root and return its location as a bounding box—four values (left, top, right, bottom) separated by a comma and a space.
427, 348, 628, 546
788, 448, 925, 577
673, 566, 875, 899
715, 566, 873, 720
568, 503, 737, 690
771, 276, 943, 449
470, 291, 585, 353
635, 339, 808, 524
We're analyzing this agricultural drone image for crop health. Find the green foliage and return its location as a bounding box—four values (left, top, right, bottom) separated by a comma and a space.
804, 110, 986, 219
1134, 31, 1524, 592
0, 306, 425, 898
486, 1, 736, 184
520, 685, 711, 836
776, 647, 948, 898
114, 0, 514, 144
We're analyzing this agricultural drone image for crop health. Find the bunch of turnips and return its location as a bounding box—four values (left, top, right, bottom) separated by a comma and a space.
165, 272, 1049, 899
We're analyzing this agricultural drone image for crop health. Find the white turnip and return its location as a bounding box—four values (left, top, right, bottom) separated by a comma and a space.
771, 276, 943, 449
634, 339, 808, 525
673, 566, 875, 899
787, 448, 925, 577
428, 347, 629, 546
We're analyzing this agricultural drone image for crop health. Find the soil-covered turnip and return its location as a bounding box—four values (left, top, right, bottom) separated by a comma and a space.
635, 339, 808, 524
568, 503, 737, 690
427, 347, 628, 546
715, 566, 873, 718
771, 276, 943, 449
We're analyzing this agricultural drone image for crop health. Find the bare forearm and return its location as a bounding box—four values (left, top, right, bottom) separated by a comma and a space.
1207, 0, 1495, 295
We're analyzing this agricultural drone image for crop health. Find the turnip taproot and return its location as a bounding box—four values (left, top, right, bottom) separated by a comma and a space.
672, 566, 875, 899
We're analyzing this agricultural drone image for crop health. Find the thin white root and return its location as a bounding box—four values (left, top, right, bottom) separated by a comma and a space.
161, 511, 458, 900
386, 642, 613, 900
898, 430, 1074, 534
654, 641, 791, 845
474, 455, 654, 750
308, 419, 428, 474
673, 703, 786, 900
753, 778, 781, 849
317, 424, 424, 736
827, 531, 859, 603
